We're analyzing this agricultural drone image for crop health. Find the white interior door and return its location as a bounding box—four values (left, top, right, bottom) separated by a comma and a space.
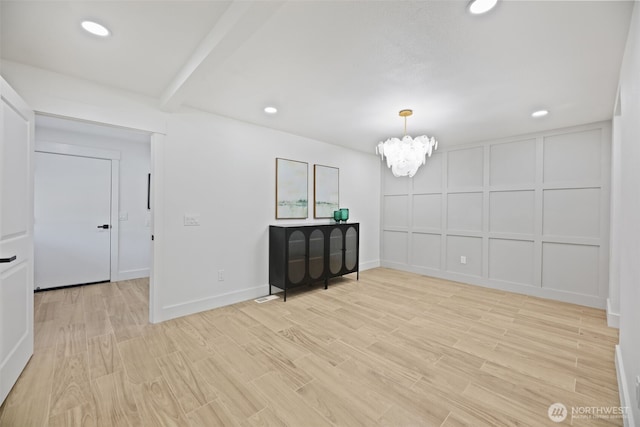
34, 152, 112, 290
0, 78, 34, 405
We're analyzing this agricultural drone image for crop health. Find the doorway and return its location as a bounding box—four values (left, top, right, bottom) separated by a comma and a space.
34, 151, 113, 289
33, 115, 152, 290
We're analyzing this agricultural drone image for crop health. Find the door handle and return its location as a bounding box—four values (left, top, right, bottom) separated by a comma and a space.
97, 224, 110, 229
0, 255, 17, 263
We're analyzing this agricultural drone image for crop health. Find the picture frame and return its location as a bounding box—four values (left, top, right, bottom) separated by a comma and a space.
276, 158, 308, 219
314, 164, 339, 218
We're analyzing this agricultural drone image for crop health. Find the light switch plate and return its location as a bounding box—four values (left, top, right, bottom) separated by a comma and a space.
460, 256, 467, 264
184, 214, 201, 226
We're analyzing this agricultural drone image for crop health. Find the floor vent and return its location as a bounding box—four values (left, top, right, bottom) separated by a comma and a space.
254, 295, 279, 304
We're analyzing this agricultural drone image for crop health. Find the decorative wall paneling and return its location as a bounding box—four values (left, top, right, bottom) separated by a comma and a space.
380, 122, 611, 308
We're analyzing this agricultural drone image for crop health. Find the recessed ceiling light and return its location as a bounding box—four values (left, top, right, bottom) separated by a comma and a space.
81, 21, 110, 37
468, 0, 498, 15
531, 110, 549, 118
264, 106, 278, 114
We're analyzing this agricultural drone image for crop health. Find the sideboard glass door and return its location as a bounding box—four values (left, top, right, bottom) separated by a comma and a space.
345, 226, 357, 271
329, 228, 343, 274
308, 229, 324, 280
288, 230, 306, 284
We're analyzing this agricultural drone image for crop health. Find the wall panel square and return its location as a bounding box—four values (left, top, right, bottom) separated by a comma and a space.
542, 243, 599, 296
490, 138, 536, 186
448, 147, 483, 188
411, 233, 441, 269
543, 188, 600, 238
413, 194, 441, 230
446, 235, 482, 276
543, 129, 601, 183
413, 153, 442, 193
489, 190, 535, 235
447, 192, 482, 232
383, 231, 408, 264
383, 195, 409, 228
489, 239, 535, 286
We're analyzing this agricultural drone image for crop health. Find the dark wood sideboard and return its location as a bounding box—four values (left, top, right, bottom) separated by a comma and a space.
269, 223, 359, 301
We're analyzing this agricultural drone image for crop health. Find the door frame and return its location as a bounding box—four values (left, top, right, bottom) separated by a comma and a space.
35, 141, 121, 283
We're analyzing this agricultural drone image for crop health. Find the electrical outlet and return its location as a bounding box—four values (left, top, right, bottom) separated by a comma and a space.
460, 256, 467, 264
119, 212, 128, 221
184, 214, 201, 226
218, 270, 224, 281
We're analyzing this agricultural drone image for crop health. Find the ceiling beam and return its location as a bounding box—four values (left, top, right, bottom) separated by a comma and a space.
159, 1, 254, 112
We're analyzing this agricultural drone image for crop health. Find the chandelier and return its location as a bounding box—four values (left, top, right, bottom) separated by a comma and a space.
375, 109, 438, 177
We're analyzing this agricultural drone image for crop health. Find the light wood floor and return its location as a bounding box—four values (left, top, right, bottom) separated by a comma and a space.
0, 268, 621, 426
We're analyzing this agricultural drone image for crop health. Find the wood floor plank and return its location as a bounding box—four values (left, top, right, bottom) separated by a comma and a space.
187, 399, 240, 427
0, 395, 51, 427
61, 287, 83, 305
240, 407, 287, 427
109, 308, 142, 343
133, 377, 189, 427
36, 301, 61, 322
156, 350, 217, 413
4, 270, 623, 426
48, 401, 97, 427
251, 372, 332, 427
84, 310, 113, 339
297, 378, 380, 427
295, 354, 391, 420
92, 370, 143, 427
244, 339, 312, 391
49, 352, 93, 417
3, 347, 56, 408
206, 334, 271, 382
165, 318, 217, 363
35, 319, 62, 350
56, 322, 88, 358
118, 337, 162, 384
142, 323, 179, 358
195, 355, 265, 421
88, 333, 124, 380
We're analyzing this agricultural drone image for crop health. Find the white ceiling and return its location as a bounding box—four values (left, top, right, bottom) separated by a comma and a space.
1, 1, 634, 153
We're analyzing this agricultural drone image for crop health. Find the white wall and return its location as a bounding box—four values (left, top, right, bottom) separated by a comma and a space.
612, 3, 640, 425
157, 110, 380, 319
381, 122, 611, 309
0, 61, 381, 323
35, 117, 152, 280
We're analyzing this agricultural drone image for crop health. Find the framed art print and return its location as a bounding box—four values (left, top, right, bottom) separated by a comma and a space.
276, 158, 308, 219
314, 164, 339, 218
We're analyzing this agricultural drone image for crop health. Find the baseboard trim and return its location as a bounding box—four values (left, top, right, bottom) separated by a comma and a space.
607, 298, 621, 328
615, 345, 635, 427
117, 268, 150, 281
360, 259, 380, 271
158, 285, 267, 322
380, 261, 606, 309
